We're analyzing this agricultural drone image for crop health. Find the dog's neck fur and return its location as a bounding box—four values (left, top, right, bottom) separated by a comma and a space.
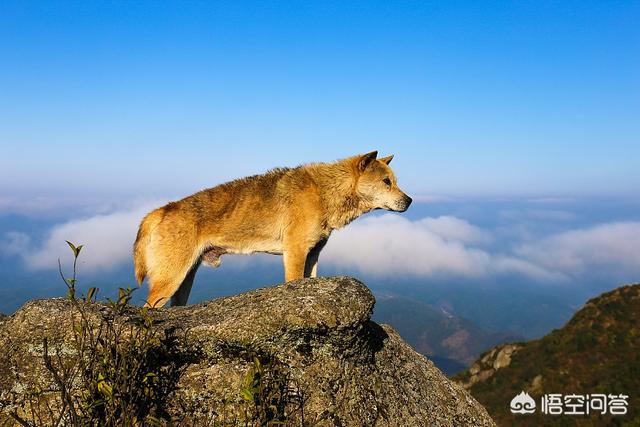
306, 157, 374, 230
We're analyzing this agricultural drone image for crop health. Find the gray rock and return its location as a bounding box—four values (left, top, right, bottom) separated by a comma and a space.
0, 276, 495, 426
493, 344, 520, 370
455, 343, 523, 390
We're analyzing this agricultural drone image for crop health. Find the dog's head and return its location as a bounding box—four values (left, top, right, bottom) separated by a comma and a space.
354, 151, 412, 212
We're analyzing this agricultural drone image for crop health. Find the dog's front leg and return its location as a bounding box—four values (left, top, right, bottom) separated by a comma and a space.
283, 245, 308, 281
304, 238, 328, 278
282, 222, 316, 281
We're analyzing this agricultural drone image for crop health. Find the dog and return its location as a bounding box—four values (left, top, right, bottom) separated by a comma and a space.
134, 151, 412, 307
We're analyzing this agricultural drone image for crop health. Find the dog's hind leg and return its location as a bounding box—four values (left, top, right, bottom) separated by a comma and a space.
170, 262, 200, 306
146, 279, 177, 308
146, 271, 192, 308
144, 245, 200, 308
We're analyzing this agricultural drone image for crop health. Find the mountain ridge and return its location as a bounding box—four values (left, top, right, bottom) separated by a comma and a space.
455, 283, 640, 426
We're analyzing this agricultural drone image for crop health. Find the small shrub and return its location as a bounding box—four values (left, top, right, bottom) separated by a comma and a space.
6, 242, 306, 427
9, 242, 190, 426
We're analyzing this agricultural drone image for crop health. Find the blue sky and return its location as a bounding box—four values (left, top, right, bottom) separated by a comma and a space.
0, 2, 639, 339
0, 1, 639, 314
1, 0, 639, 198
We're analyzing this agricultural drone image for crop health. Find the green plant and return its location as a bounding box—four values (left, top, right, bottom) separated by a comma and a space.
239, 353, 305, 426
9, 242, 190, 426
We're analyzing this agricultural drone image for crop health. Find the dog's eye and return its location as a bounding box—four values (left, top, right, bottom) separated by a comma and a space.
382, 178, 392, 186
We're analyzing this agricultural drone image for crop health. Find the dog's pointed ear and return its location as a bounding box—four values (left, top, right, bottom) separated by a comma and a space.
358, 151, 378, 171
379, 155, 393, 165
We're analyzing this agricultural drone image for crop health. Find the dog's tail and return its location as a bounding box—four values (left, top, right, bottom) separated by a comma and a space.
133, 207, 164, 285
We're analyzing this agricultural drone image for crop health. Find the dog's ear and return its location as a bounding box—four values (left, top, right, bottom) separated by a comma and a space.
358, 151, 378, 171
379, 155, 393, 165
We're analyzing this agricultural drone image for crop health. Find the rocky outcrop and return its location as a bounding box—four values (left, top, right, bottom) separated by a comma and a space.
455, 343, 523, 389
0, 276, 495, 426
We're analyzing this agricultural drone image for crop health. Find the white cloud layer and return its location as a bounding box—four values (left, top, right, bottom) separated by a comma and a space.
323, 215, 489, 276
4, 206, 639, 283
515, 222, 640, 275
9, 204, 159, 272
322, 215, 562, 281
418, 216, 491, 244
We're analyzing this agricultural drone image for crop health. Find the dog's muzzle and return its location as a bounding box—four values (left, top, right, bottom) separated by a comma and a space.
395, 195, 412, 212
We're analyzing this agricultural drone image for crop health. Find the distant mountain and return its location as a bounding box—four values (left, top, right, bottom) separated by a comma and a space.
455, 283, 640, 426
373, 294, 523, 374
370, 280, 579, 340
428, 355, 467, 376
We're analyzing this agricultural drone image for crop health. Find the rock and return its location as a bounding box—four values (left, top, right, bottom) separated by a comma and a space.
529, 374, 543, 394
492, 344, 519, 370
455, 343, 522, 390
0, 276, 495, 426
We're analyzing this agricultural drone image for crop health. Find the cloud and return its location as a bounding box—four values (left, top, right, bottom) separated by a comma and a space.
16, 203, 160, 272
4, 200, 275, 273
490, 256, 566, 282
515, 222, 640, 276
0, 231, 31, 256
0, 196, 63, 215
321, 214, 560, 280
322, 214, 492, 277
0, 195, 109, 216
500, 209, 576, 222
7, 205, 639, 284
418, 216, 491, 244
